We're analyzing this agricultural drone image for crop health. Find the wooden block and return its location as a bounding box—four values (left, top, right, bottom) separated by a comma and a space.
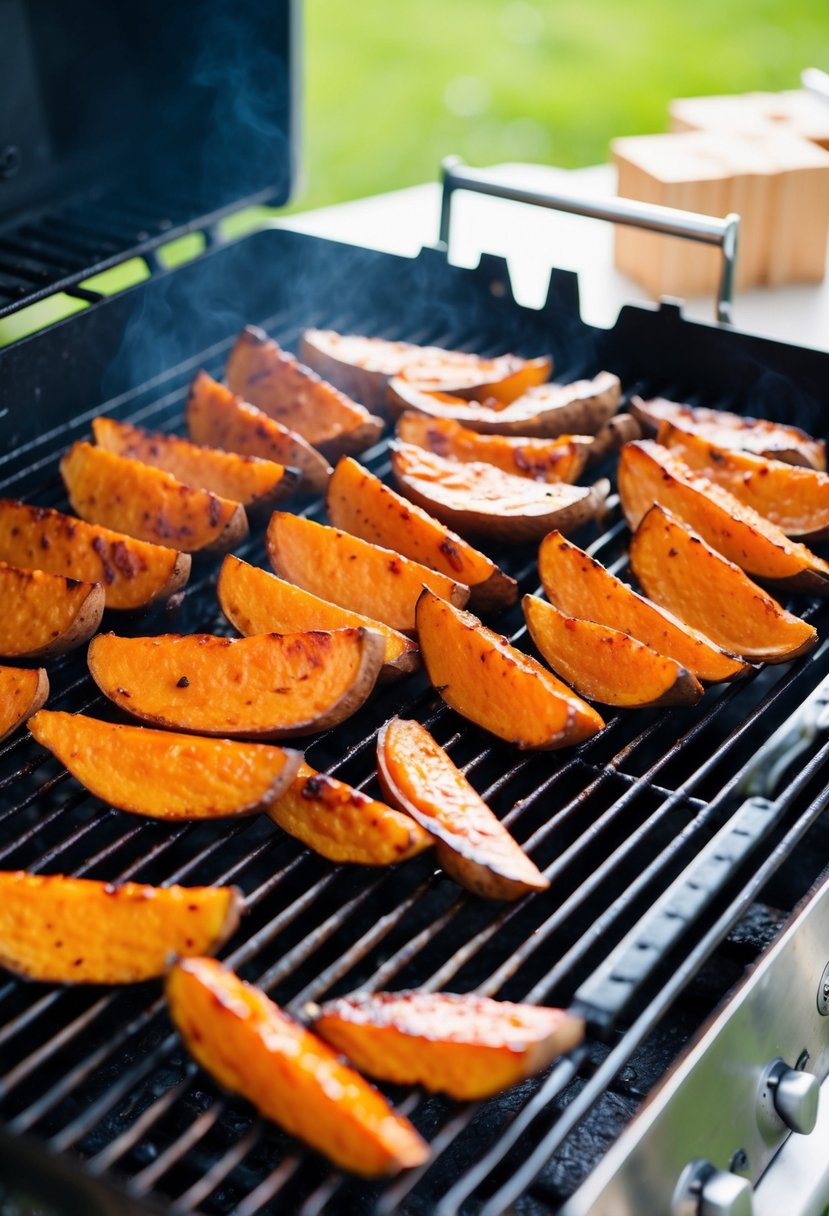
670, 91, 829, 151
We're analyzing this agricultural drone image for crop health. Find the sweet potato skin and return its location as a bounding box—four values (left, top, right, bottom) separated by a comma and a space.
0, 874, 241, 983
166, 957, 430, 1177
0, 563, 104, 660
0, 666, 48, 742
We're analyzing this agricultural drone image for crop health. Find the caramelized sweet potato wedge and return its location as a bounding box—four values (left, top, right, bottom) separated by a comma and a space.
0, 873, 241, 983
266, 761, 433, 865
167, 957, 429, 1176
377, 717, 548, 899
326, 456, 516, 612
416, 588, 604, 750
390, 441, 607, 544
186, 371, 332, 494
629, 505, 817, 665
313, 990, 585, 1100
226, 327, 383, 457
218, 555, 419, 681
537, 531, 749, 683
0, 499, 190, 610
88, 628, 385, 739
0, 563, 104, 660
0, 665, 48, 742
523, 595, 703, 709
618, 440, 829, 595
266, 512, 469, 633
28, 710, 302, 819
61, 442, 248, 554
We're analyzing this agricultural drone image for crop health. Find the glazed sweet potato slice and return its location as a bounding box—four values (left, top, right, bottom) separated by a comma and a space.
167, 957, 429, 1176
0, 563, 104, 660
28, 710, 302, 819
416, 588, 604, 750
618, 440, 829, 595
61, 442, 248, 554
0, 873, 241, 983
0, 665, 48, 742
92, 416, 298, 512
630, 396, 826, 470
326, 456, 516, 612
377, 717, 548, 899
186, 371, 332, 494
0, 499, 190, 610
266, 761, 433, 865
523, 595, 703, 709
390, 442, 607, 544
88, 628, 385, 739
266, 512, 469, 633
537, 531, 749, 683
313, 991, 585, 1100
226, 327, 383, 457
629, 505, 817, 664
218, 555, 419, 681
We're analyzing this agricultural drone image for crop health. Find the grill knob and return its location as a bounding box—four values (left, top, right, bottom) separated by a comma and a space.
767, 1058, 819, 1134
673, 1159, 753, 1216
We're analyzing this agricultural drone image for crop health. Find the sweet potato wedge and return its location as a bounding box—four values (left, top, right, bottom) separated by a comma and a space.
416, 588, 604, 750
186, 371, 332, 494
390, 442, 607, 544
618, 440, 829, 595
88, 628, 385, 739
0, 499, 190, 610
313, 991, 585, 1100
92, 416, 298, 512
225, 327, 383, 457
0, 873, 241, 983
584, 413, 642, 464
326, 456, 516, 612
537, 531, 749, 683
218, 555, 419, 681
630, 396, 826, 470
167, 957, 429, 1176
266, 512, 469, 633
377, 717, 548, 899
28, 710, 302, 819
266, 761, 433, 865
61, 442, 248, 554
629, 505, 817, 664
299, 328, 552, 410
0, 665, 48, 742
0, 563, 104, 660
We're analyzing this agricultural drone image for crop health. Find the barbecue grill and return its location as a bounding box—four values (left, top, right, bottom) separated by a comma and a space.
3, 5, 829, 1214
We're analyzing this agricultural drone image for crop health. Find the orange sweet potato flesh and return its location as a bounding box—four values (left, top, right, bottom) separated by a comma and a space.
266, 761, 433, 865
618, 440, 829, 595
88, 628, 385, 739
326, 456, 516, 613
218, 555, 419, 681
416, 588, 604, 750
537, 531, 749, 684
0, 499, 190, 610
186, 371, 332, 494
266, 512, 469, 633
61, 442, 248, 554
28, 710, 302, 819
166, 957, 429, 1177
377, 717, 548, 899
0, 873, 241, 983
92, 416, 298, 512
0, 563, 104, 660
523, 594, 704, 709
0, 665, 48, 742
313, 990, 585, 1100
225, 327, 383, 457
629, 505, 817, 665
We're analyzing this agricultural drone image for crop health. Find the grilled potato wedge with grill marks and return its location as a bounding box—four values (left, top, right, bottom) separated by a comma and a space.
0, 873, 241, 983
0, 665, 48, 742
326, 456, 516, 613
88, 628, 385, 739
313, 990, 585, 1100
0, 563, 104, 660
377, 717, 548, 899
167, 957, 430, 1177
